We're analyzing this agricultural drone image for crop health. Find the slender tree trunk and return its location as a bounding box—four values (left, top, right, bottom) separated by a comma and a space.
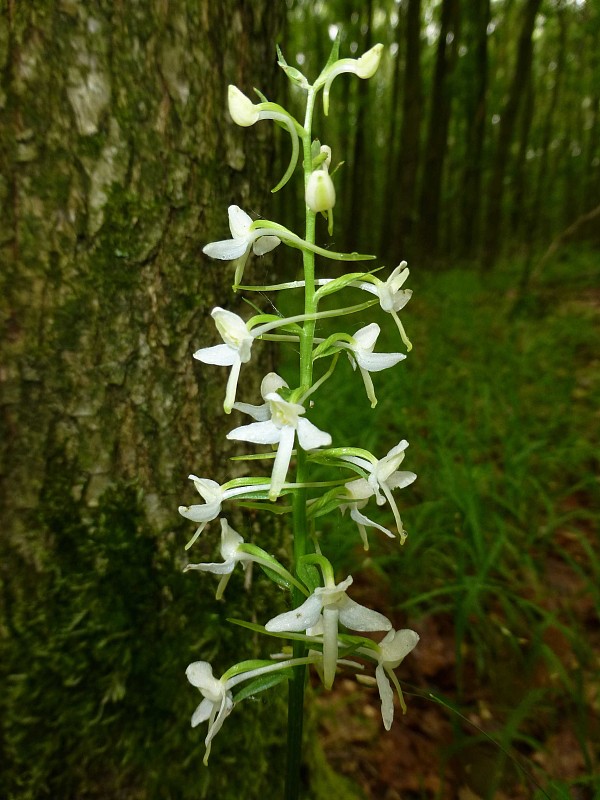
482, 0, 542, 265
529, 5, 567, 242
459, 0, 490, 258
0, 2, 285, 798
417, 0, 460, 256
392, 0, 423, 260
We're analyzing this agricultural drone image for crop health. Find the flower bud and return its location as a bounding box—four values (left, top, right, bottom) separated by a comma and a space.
355, 43, 384, 79
305, 169, 336, 213
228, 85, 260, 127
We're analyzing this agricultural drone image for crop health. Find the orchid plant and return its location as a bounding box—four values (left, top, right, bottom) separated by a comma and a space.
178, 38, 419, 799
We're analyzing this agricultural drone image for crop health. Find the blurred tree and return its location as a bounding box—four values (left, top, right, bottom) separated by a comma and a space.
0, 2, 287, 799
418, 0, 461, 256
483, 0, 542, 265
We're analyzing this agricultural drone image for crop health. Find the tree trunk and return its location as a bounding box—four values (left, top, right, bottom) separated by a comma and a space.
391, 0, 422, 261
417, 0, 460, 257
482, 0, 542, 265
459, 0, 490, 258
0, 2, 286, 798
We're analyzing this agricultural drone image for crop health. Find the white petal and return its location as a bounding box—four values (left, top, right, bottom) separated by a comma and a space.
253, 235, 281, 256
228, 205, 253, 238
191, 697, 214, 727
376, 664, 394, 731
381, 629, 420, 667
350, 506, 395, 539
206, 692, 233, 746
269, 425, 295, 499
203, 238, 249, 261
224, 360, 242, 414
322, 606, 340, 689
189, 477, 222, 503
355, 351, 406, 372
194, 344, 237, 366
338, 598, 392, 632
352, 323, 380, 351
186, 661, 217, 690
296, 418, 332, 451
232, 401, 271, 421
265, 593, 323, 632
227, 420, 281, 445
178, 500, 221, 523
386, 470, 417, 490
391, 288, 412, 312
184, 560, 236, 575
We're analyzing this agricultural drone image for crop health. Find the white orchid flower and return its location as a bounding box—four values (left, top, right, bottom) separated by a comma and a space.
193, 307, 256, 414
316, 43, 384, 115
227, 375, 331, 501
340, 477, 396, 550
203, 205, 282, 287
178, 475, 271, 549
184, 517, 308, 599
184, 518, 250, 599
361, 628, 420, 730
341, 323, 406, 408
265, 575, 391, 689
228, 86, 302, 193
357, 262, 413, 350
186, 661, 234, 765
339, 441, 417, 544
203, 205, 377, 287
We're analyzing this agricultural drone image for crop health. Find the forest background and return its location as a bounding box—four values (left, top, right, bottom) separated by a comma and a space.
1, 1, 599, 799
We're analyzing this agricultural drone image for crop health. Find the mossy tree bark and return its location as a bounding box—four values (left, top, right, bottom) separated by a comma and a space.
0, 2, 286, 798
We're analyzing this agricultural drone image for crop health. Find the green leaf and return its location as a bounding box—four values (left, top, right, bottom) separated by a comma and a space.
233, 671, 291, 703
222, 659, 276, 681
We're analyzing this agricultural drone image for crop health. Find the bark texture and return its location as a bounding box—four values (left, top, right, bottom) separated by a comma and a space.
0, 2, 287, 798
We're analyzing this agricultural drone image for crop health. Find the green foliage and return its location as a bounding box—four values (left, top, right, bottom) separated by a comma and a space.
301, 247, 599, 793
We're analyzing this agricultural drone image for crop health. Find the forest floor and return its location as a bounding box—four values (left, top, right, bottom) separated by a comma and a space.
305, 250, 600, 800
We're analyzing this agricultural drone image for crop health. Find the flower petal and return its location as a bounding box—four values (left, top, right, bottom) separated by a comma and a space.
350, 506, 395, 539
186, 661, 217, 690
269, 425, 295, 499
376, 664, 394, 731
203, 238, 249, 261
381, 629, 420, 667
296, 418, 332, 451
191, 697, 214, 727
184, 560, 236, 575
338, 597, 391, 632
253, 235, 281, 256
194, 344, 238, 366
386, 470, 417, 490
352, 322, 380, 351
228, 205, 253, 238
265, 592, 323, 632
178, 499, 221, 523
227, 420, 281, 445
355, 351, 406, 372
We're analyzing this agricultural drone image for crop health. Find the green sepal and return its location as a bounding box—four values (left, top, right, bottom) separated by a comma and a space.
306, 488, 344, 519
232, 671, 292, 703
237, 501, 293, 515
296, 560, 321, 593
247, 313, 303, 336
316, 31, 341, 80
228, 618, 324, 645
222, 476, 276, 490
312, 332, 353, 361
259, 564, 292, 591
221, 658, 276, 682
314, 271, 376, 303
276, 45, 310, 90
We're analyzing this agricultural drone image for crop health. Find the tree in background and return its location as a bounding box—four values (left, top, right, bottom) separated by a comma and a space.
0, 3, 286, 799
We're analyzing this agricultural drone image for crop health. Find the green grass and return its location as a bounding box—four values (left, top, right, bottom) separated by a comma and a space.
296, 247, 600, 796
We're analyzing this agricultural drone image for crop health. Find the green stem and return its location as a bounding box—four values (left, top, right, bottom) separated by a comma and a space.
285, 84, 318, 800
